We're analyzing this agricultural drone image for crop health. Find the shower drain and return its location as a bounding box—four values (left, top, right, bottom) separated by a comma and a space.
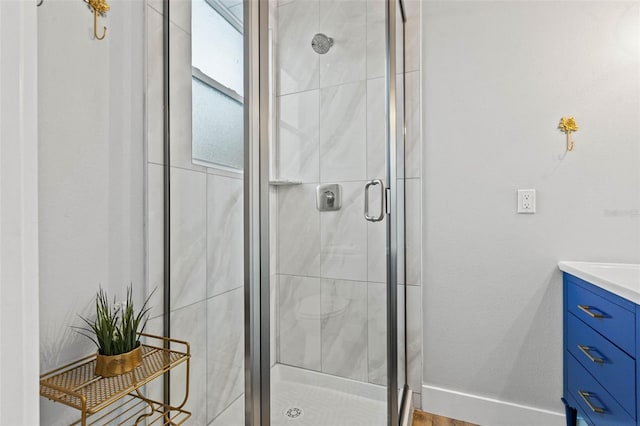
284, 407, 303, 419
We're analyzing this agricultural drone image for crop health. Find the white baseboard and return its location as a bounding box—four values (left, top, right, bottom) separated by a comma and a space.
421, 385, 565, 426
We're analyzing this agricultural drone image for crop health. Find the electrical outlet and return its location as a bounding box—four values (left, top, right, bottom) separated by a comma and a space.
517, 189, 536, 213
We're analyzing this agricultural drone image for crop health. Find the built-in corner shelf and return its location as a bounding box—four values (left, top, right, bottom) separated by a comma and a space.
269, 179, 302, 186
40, 334, 191, 426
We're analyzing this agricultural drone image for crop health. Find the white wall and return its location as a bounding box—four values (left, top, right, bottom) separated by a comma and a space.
0, 1, 40, 424
421, 2, 640, 425
38, 0, 145, 423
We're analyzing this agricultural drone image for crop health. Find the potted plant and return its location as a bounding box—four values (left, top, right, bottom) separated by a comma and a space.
76, 285, 152, 377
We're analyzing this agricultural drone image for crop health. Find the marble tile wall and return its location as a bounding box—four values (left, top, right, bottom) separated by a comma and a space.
144, 0, 423, 424
278, 275, 322, 370
277, 1, 319, 95
319, 0, 366, 88
277, 91, 320, 182
320, 279, 368, 381
207, 288, 244, 421
207, 174, 244, 297
145, 1, 246, 424
319, 82, 367, 182
171, 300, 208, 425
274, 0, 423, 406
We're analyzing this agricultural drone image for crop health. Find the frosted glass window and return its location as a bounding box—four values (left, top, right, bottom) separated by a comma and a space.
192, 0, 243, 96
192, 77, 243, 169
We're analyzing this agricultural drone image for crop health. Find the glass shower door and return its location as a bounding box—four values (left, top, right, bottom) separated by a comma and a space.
247, 0, 408, 424
166, 0, 406, 422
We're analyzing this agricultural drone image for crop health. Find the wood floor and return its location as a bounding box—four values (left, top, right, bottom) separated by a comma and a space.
412, 410, 479, 426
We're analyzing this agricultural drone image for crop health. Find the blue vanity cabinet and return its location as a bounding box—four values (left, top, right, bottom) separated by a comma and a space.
563, 273, 637, 426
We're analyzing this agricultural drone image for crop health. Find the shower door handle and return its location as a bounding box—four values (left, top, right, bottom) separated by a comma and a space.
364, 179, 385, 222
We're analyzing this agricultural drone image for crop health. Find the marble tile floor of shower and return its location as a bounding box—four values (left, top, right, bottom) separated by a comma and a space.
210, 364, 386, 426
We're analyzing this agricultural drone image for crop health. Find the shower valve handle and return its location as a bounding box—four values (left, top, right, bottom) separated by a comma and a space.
324, 191, 335, 207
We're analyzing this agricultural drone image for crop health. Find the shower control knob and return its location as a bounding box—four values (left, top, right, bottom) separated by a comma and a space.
324, 191, 335, 207
316, 184, 341, 211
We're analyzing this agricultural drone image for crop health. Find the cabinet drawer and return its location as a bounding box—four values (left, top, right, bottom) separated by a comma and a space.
567, 352, 635, 426
567, 279, 635, 355
567, 312, 635, 418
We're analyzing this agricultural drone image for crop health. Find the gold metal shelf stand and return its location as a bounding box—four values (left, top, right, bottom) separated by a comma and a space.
40, 334, 191, 425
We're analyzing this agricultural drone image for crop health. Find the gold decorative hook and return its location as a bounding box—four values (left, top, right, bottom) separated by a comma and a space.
558, 117, 579, 151
84, 0, 110, 41
93, 9, 107, 40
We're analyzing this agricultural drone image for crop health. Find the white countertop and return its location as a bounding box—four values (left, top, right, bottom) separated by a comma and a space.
558, 261, 640, 304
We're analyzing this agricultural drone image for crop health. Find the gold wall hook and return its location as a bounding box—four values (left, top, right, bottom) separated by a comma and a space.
559, 117, 579, 151
84, 0, 110, 41
93, 10, 107, 40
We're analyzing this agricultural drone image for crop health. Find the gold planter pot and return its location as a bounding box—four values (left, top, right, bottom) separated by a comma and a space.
95, 345, 142, 377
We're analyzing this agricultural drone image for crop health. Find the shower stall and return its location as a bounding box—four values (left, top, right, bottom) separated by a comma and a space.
163, 0, 411, 424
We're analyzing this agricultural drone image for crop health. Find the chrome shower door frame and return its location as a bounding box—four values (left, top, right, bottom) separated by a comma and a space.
243, 0, 408, 424
244, 0, 271, 424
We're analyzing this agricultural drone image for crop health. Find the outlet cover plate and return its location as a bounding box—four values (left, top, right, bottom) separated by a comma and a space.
517, 189, 536, 213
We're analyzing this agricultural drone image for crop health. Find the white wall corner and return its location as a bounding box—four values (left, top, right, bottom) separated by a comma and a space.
421, 385, 565, 426
0, 0, 40, 424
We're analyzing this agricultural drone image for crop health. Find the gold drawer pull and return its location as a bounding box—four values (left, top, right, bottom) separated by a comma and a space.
577, 345, 605, 364
578, 391, 605, 414
577, 305, 605, 319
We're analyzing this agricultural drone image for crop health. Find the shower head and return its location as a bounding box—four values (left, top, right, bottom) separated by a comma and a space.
311, 33, 334, 54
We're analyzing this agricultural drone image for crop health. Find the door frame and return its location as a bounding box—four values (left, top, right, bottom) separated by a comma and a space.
386, 0, 400, 422
0, 1, 40, 424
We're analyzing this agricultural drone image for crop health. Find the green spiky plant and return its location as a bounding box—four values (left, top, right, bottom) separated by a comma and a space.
76, 285, 153, 356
